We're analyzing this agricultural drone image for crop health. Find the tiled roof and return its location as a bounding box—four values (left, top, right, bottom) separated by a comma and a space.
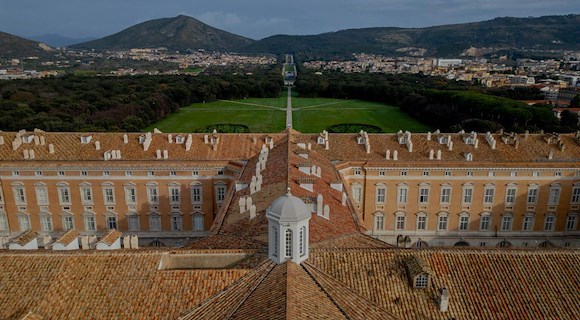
20, 312, 44, 320
11, 230, 38, 246
302, 132, 580, 166
0, 250, 259, 320
308, 248, 580, 320
0, 131, 285, 162
55, 230, 79, 246
97, 229, 122, 246
303, 262, 400, 320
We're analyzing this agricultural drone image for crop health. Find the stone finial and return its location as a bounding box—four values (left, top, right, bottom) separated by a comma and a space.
123, 236, 131, 249
249, 204, 257, 220
130, 235, 139, 249
438, 287, 449, 312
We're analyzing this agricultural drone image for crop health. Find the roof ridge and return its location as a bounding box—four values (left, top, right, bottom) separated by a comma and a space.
225, 260, 280, 319
302, 262, 400, 320
177, 259, 275, 320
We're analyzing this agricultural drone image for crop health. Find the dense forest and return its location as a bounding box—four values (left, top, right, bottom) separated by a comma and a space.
0, 70, 282, 132
295, 71, 579, 133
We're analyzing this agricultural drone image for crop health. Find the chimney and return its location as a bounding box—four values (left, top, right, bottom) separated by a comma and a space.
123, 134, 128, 144
427, 131, 431, 141
23, 149, 29, 159
29, 149, 35, 159
438, 287, 449, 312
204, 135, 209, 144
448, 141, 453, 151
0, 136, 3, 145
385, 149, 391, 160
34, 135, 39, 145
186, 134, 192, 151
393, 150, 398, 161
436, 149, 442, 160
48, 144, 55, 154
168, 134, 173, 143
163, 150, 168, 159
548, 150, 554, 160
95, 141, 100, 150
429, 149, 434, 160
40, 136, 45, 145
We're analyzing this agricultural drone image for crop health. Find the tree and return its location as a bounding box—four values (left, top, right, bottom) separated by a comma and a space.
570, 94, 580, 108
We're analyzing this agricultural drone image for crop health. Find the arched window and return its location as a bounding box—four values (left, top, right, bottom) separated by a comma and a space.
299, 226, 306, 256
272, 226, 279, 257
285, 229, 293, 258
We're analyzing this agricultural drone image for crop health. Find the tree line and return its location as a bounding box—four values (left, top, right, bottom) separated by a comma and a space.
0, 70, 282, 132
295, 70, 578, 133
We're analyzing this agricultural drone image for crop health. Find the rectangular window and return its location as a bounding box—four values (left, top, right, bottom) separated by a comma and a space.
149, 215, 161, 231
572, 187, 580, 203
480, 216, 491, 231
555, 171, 562, 177
191, 185, 202, 204
466, 171, 473, 177
125, 187, 137, 204
128, 215, 140, 231
459, 216, 469, 230
169, 171, 177, 176
462, 187, 473, 204
483, 187, 495, 204
41, 215, 53, 232
522, 216, 534, 231
81, 187, 93, 204
419, 187, 429, 204
62, 216, 74, 231
444, 171, 452, 177
354, 169, 361, 175
18, 215, 31, 231
125, 171, 133, 176
13, 171, 20, 176
352, 187, 362, 203
81, 171, 88, 176
527, 188, 538, 204
501, 216, 512, 231
417, 216, 427, 230
84, 215, 96, 232
13, 186, 26, 205
395, 216, 405, 230
216, 185, 226, 202
437, 216, 448, 230
147, 187, 158, 205
58, 171, 65, 176
544, 216, 555, 231
169, 187, 181, 204
35, 171, 42, 176
376, 187, 386, 204
400, 171, 407, 176
505, 187, 517, 205
532, 171, 540, 177
397, 187, 408, 204
192, 171, 199, 176
440, 187, 451, 204
171, 215, 183, 231
148, 171, 155, 177
103, 171, 110, 176
0, 214, 9, 231
104, 187, 115, 205
488, 171, 495, 177
379, 170, 386, 176
36, 187, 49, 205
106, 216, 117, 230
422, 171, 429, 176
375, 215, 384, 230
58, 187, 71, 205
510, 171, 517, 177
548, 187, 561, 205
566, 216, 577, 231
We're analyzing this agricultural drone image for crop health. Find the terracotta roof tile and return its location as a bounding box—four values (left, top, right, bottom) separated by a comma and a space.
97, 229, 122, 246
55, 230, 79, 246
11, 230, 39, 246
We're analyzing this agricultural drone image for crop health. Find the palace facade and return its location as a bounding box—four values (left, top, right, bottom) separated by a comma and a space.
0, 129, 579, 248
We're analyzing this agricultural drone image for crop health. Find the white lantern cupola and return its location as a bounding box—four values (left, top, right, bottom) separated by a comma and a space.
266, 188, 311, 264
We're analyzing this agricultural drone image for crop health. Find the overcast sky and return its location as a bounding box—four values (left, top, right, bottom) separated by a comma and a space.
1, 0, 579, 40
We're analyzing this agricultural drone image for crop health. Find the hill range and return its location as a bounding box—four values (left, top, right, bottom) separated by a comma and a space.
1, 14, 579, 59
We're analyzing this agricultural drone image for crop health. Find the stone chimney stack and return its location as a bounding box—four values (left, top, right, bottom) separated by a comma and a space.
123, 134, 128, 144
438, 287, 449, 312
48, 144, 55, 154
95, 141, 100, 150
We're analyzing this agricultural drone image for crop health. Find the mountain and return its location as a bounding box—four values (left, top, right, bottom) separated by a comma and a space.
27, 34, 97, 48
0, 31, 53, 58
71, 15, 255, 52
241, 14, 580, 58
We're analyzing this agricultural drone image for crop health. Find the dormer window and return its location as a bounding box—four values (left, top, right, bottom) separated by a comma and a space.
22, 135, 34, 143
357, 136, 366, 144
175, 135, 185, 144
81, 135, 92, 144
138, 135, 146, 143
465, 153, 473, 161
317, 136, 325, 144
438, 136, 448, 144
404, 256, 431, 289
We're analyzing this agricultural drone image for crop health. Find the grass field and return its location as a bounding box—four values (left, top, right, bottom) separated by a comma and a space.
146, 94, 431, 133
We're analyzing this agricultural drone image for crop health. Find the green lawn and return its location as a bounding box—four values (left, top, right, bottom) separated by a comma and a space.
292, 99, 432, 133
146, 95, 431, 133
